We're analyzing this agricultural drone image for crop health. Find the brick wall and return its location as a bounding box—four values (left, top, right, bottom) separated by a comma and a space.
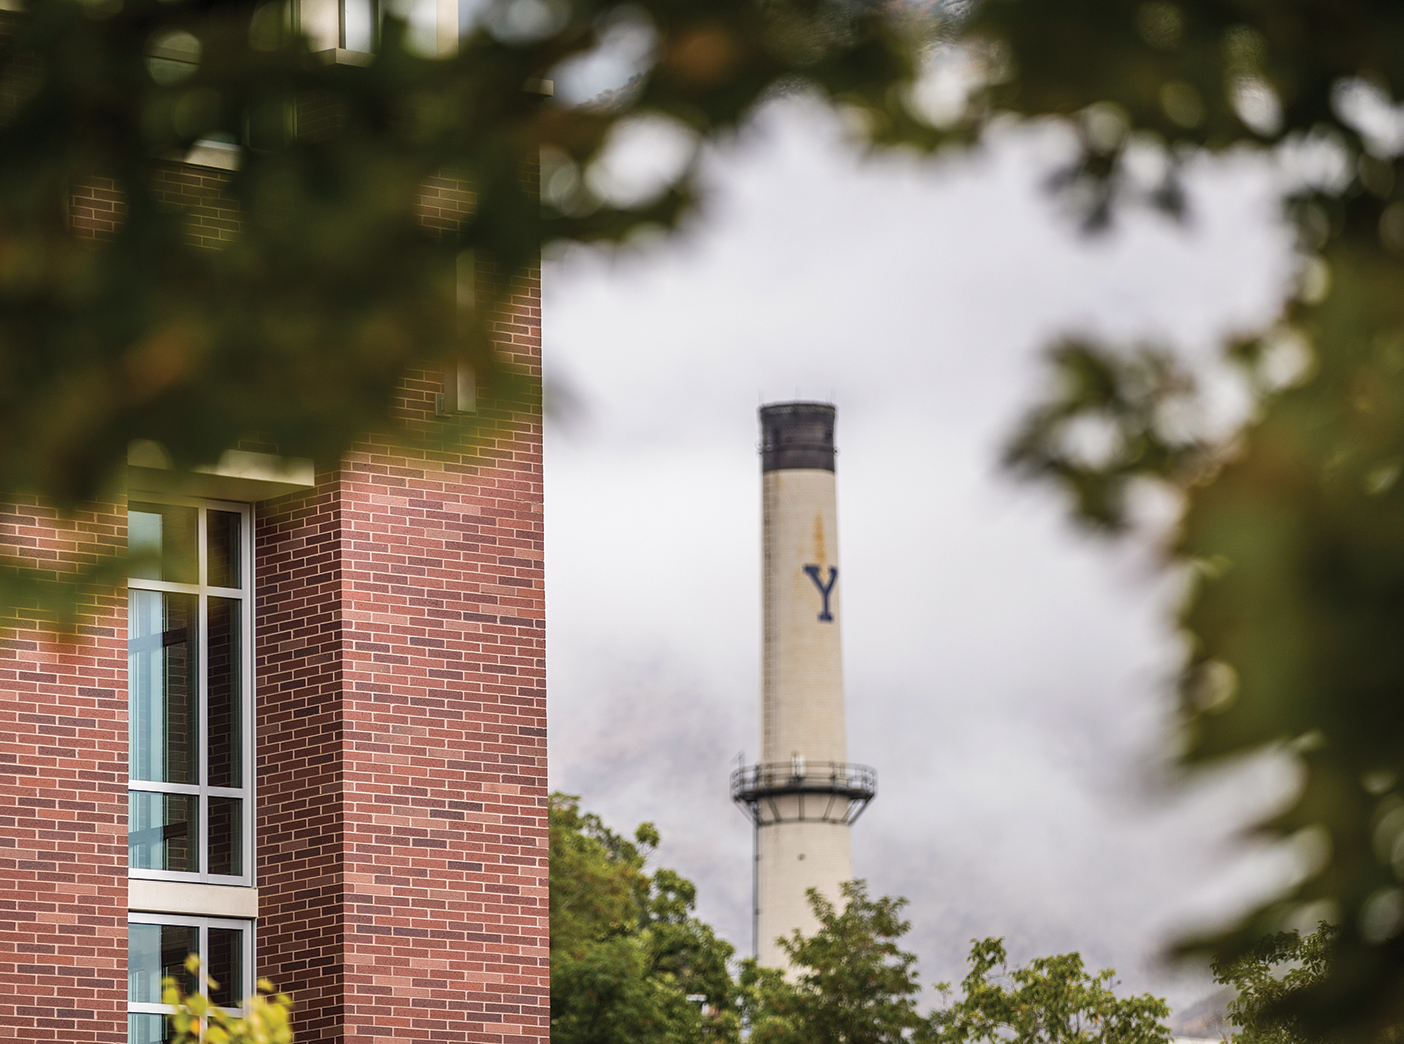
149, 164, 243, 249
0, 498, 127, 1044
69, 178, 126, 242
417, 170, 477, 235
71, 164, 242, 248
20, 136, 546, 1044
255, 475, 347, 1040
255, 264, 547, 1042
340, 364, 546, 1044
0, 365, 549, 1044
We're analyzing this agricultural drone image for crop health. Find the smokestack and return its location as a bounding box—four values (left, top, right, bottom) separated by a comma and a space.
732, 402, 876, 968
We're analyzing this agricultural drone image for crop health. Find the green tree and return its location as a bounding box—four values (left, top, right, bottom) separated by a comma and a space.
550, 793, 741, 1044
922, 938, 1172, 1044
741, 881, 924, 1044
1212, 922, 1342, 1044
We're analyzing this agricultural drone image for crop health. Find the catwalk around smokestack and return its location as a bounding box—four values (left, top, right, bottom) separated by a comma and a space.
731, 402, 876, 969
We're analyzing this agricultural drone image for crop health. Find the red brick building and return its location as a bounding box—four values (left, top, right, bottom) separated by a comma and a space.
0, 6, 550, 1041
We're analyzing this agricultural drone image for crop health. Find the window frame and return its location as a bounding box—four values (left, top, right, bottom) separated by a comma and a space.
127, 493, 256, 888
127, 911, 257, 1024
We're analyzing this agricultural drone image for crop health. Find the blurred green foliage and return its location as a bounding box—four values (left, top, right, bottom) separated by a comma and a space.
10, 0, 1404, 1033
0, 0, 930, 508
976, 4, 1404, 1035
1213, 922, 1345, 1044
164, 955, 293, 1044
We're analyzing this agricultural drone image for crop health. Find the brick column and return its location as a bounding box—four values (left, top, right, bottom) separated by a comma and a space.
257, 270, 547, 1042
0, 499, 128, 1044
255, 476, 347, 1039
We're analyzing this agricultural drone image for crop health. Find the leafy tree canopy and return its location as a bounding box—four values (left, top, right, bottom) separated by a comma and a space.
549, 793, 741, 1044
922, 938, 1172, 1044
741, 881, 924, 1044
1210, 922, 1368, 1044
10, 0, 1401, 509
739, 880, 1171, 1044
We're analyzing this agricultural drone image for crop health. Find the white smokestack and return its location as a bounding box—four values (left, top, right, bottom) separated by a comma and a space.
733, 402, 876, 968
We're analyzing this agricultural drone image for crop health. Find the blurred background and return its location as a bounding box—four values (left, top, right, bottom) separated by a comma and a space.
544, 95, 1304, 1018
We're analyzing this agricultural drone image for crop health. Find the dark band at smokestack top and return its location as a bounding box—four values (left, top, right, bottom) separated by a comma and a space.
760, 402, 837, 472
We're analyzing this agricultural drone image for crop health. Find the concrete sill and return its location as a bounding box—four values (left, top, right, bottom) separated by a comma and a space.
130, 879, 259, 919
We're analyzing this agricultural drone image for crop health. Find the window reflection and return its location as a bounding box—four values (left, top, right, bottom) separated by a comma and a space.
128, 503, 198, 584
206, 511, 241, 589
207, 798, 242, 877
207, 928, 245, 1008
128, 500, 250, 885
129, 591, 197, 785
128, 920, 248, 1042
128, 922, 196, 1004
129, 792, 197, 872
127, 1013, 172, 1044
207, 596, 241, 789
342, 0, 375, 50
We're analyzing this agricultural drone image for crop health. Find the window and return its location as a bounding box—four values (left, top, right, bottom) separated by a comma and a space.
296, 0, 442, 55
128, 498, 254, 885
341, 0, 378, 51
128, 913, 254, 1044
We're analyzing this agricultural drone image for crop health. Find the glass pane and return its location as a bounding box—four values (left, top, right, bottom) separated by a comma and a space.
129, 792, 198, 872
207, 597, 242, 788
129, 591, 198, 785
128, 1013, 172, 1044
405, 0, 437, 53
128, 503, 198, 584
343, 0, 375, 50
129, 922, 197, 1004
206, 510, 241, 589
207, 797, 242, 877
207, 928, 245, 1008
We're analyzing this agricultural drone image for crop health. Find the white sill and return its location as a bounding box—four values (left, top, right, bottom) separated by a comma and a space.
130, 879, 258, 919
183, 140, 242, 172
127, 443, 316, 502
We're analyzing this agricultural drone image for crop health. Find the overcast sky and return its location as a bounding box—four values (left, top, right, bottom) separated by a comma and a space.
541, 97, 1305, 1018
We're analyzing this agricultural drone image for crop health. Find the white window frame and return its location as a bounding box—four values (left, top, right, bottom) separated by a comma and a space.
127, 912, 256, 1023
296, 0, 447, 56
127, 493, 256, 888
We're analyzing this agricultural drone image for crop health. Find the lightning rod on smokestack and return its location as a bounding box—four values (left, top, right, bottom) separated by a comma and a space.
731, 402, 877, 967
